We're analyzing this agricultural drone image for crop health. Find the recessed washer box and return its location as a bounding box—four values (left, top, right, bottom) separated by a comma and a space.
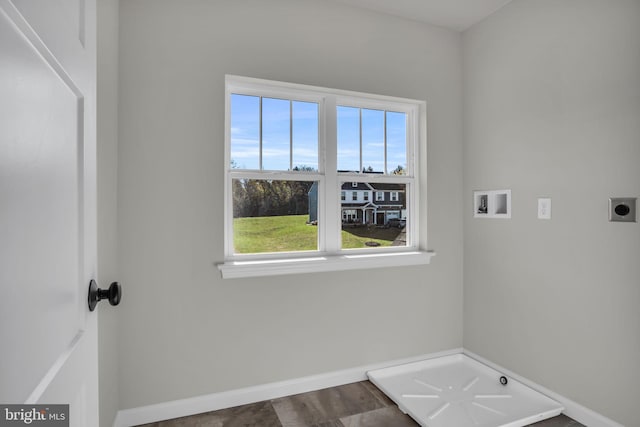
473, 190, 511, 219
609, 198, 637, 222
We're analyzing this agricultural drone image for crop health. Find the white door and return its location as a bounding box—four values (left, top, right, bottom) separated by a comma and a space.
0, 0, 99, 425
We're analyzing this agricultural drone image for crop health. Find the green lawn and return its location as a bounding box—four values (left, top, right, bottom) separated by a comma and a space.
233, 215, 401, 253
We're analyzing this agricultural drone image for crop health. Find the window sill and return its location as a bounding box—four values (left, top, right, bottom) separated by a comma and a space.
217, 250, 436, 279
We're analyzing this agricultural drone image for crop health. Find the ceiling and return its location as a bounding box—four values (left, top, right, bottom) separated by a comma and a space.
328, 0, 514, 32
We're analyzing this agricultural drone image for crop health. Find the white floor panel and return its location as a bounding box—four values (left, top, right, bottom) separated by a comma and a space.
367, 354, 563, 427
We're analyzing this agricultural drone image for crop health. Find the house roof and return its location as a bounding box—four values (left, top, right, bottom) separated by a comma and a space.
370, 183, 405, 191
340, 182, 405, 191
341, 182, 374, 191
342, 201, 378, 208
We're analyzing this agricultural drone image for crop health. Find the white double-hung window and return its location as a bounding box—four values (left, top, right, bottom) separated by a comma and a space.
219, 75, 433, 278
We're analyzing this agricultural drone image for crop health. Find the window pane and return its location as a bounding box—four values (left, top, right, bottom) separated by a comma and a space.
337, 106, 360, 172
362, 109, 384, 173
232, 179, 318, 254
292, 101, 318, 171
340, 182, 407, 249
262, 98, 290, 171
386, 111, 407, 174
230, 94, 260, 170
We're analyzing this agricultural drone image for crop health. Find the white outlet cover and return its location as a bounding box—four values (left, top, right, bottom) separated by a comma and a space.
537, 198, 551, 219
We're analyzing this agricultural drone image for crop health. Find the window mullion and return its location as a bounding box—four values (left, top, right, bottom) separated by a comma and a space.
289, 100, 293, 170
384, 111, 388, 175
323, 96, 340, 253
259, 97, 263, 170
228, 170, 322, 181
358, 108, 363, 174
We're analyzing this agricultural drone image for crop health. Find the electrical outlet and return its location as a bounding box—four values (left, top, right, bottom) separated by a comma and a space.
538, 198, 551, 219
609, 198, 637, 222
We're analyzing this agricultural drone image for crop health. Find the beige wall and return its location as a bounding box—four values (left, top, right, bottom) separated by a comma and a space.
463, 1, 640, 425
117, 0, 463, 409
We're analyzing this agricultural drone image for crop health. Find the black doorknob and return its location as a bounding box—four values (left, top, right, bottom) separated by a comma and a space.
88, 280, 121, 311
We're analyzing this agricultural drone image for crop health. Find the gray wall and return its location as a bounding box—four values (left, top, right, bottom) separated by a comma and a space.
463, 1, 640, 426
117, 0, 463, 409
97, 0, 119, 425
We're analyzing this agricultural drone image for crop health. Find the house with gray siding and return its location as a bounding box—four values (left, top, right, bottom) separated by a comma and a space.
308, 182, 406, 225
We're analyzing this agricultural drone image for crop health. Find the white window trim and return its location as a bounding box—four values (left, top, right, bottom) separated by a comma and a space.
219, 251, 436, 279
219, 75, 433, 278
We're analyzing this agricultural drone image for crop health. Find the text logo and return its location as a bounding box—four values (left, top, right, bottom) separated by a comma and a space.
0, 405, 68, 426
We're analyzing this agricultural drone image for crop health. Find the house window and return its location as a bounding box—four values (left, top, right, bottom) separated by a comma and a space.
222, 75, 427, 277
342, 209, 358, 222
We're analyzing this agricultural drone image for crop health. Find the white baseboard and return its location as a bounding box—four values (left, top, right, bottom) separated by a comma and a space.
113, 348, 462, 427
463, 349, 624, 427
114, 347, 623, 427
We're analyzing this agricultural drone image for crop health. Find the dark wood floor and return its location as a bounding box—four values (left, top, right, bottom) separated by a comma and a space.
138, 381, 584, 427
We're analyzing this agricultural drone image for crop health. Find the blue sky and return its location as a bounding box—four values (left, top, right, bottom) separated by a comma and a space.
231, 94, 406, 173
